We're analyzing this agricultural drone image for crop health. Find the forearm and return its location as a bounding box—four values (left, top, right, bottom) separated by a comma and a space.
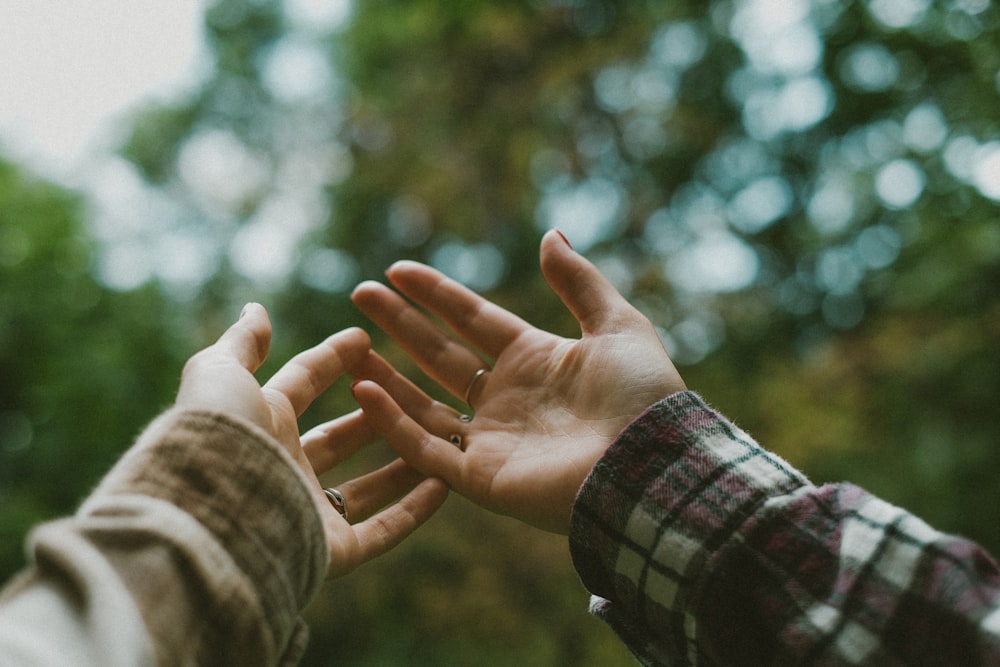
0, 409, 329, 667
569, 391, 1000, 666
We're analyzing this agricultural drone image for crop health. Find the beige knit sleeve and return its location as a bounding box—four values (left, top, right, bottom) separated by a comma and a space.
0, 409, 329, 667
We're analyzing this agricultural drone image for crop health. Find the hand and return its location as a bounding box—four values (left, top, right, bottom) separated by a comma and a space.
349, 230, 685, 534
175, 303, 448, 577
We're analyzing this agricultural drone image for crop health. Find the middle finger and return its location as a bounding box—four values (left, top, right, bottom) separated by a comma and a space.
352, 282, 490, 402
384, 260, 527, 359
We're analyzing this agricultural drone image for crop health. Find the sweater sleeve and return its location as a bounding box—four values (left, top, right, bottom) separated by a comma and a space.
0, 408, 330, 667
568, 391, 1000, 666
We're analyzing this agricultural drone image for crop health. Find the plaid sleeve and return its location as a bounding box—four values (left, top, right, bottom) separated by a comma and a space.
569, 391, 1000, 666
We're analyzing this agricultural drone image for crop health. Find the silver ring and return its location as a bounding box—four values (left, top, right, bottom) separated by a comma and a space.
324, 487, 348, 521
464, 368, 488, 406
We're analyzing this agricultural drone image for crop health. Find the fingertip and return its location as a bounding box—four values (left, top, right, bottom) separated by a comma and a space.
538, 230, 632, 335
543, 228, 574, 251
325, 326, 372, 367
349, 378, 381, 403
385, 259, 424, 275
352, 281, 403, 320
341, 325, 372, 348
383, 261, 407, 284
539, 228, 579, 275
384, 260, 436, 292
350, 280, 382, 303
238, 301, 269, 325
421, 476, 451, 508
231, 302, 272, 367
413, 474, 449, 497
539, 228, 585, 288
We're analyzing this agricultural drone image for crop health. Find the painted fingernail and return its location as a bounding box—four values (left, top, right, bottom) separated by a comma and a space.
555, 229, 573, 250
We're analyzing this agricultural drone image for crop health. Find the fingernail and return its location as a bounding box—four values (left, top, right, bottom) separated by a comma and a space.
350, 379, 363, 391
555, 229, 573, 250
239, 303, 255, 320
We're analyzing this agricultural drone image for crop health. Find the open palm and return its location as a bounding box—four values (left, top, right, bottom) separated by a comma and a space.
350, 230, 685, 533
176, 303, 447, 576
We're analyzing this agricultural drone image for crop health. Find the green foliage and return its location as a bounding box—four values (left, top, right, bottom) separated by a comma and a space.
301, 500, 631, 665
0, 160, 186, 574
2, 0, 999, 663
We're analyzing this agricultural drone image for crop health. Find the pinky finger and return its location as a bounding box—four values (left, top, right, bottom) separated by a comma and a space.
334, 458, 426, 523
332, 477, 448, 577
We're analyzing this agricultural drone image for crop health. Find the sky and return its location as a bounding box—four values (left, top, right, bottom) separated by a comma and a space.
0, 0, 358, 295
0, 1, 204, 180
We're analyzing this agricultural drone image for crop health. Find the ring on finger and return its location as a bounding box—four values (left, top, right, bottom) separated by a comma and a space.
324, 487, 349, 521
450, 408, 473, 450
464, 368, 489, 408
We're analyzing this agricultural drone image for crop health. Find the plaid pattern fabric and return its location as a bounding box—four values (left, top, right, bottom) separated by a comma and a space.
569, 392, 1000, 666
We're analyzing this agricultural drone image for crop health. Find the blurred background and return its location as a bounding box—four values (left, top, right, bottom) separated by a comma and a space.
1, 0, 999, 664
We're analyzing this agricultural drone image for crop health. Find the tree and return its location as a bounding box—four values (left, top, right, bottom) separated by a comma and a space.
14, 0, 994, 662
0, 159, 186, 576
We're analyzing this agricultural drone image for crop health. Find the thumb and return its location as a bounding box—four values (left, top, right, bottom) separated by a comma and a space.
215, 302, 273, 373
539, 230, 638, 336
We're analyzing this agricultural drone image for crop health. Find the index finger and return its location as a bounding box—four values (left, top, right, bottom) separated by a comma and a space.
263, 327, 370, 417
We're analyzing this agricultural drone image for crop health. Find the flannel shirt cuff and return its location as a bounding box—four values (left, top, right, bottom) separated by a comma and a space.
568, 391, 810, 665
